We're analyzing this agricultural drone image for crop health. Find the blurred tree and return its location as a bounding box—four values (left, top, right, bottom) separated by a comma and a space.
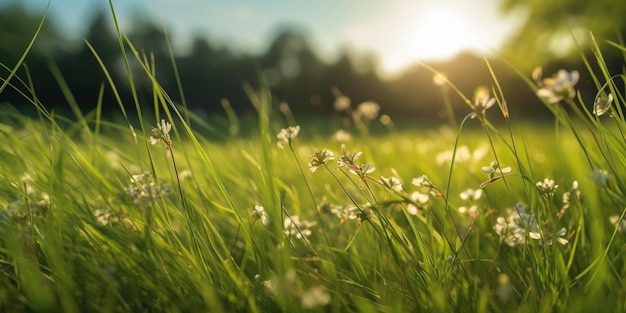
500, 0, 626, 71
123, 16, 177, 105
0, 4, 68, 110
126, 17, 170, 57
259, 29, 327, 114
0, 4, 564, 121
177, 36, 254, 113
55, 11, 119, 113
0, 4, 65, 65
260, 30, 324, 84
321, 51, 387, 113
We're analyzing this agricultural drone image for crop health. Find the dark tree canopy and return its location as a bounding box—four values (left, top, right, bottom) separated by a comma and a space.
1, 3, 621, 123
500, 0, 626, 71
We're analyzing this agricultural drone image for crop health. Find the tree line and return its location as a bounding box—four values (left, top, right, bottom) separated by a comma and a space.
0, 4, 624, 123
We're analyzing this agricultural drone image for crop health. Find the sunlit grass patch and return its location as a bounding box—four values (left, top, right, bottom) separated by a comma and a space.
1, 4, 626, 312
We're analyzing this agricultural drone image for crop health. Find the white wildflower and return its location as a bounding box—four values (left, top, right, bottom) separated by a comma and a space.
436, 146, 471, 165
534, 67, 579, 103
20, 173, 32, 184
529, 228, 569, 246
329, 205, 360, 222
460, 188, 483, 201
149, 119, 172, 146
482, 161, 512, 177
536, 178, 558, 196
94, 209, 117, 226
308, 149, 334, 172
562, 180, 581, 207
178, 169, 193, 180
381, 176, 403, 192
334, 95, 351, 112
253, 205, 270, 226
458, 205, 478, 217
610, 214, 626, 233
126, 172, 172, 206
283, 215, 316, 239
356, 101, 380, 121
301, 286, 331, 309
412, 175, 433, 188
590, 168, 609, 186
276, 125, 300, 149
332, 129, 352, 142
470, 89, 496, 119
407, 191, 430, 215
493, 204, 539, 247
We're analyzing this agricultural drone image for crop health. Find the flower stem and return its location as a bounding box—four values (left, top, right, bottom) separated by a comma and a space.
440, 87, 457, 129
289, 145, 330, 245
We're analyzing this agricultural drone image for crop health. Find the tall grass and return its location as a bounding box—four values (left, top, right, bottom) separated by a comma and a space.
1, 3, 626, 312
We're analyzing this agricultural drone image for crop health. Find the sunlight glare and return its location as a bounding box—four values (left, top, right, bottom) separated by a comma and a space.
382, 5, 490, 74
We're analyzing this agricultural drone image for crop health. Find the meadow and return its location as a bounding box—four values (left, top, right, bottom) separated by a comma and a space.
2, 6, 626, 313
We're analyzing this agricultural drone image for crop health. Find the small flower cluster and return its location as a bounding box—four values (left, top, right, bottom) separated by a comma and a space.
481, 160, 512, 187
331, 88, 384, 136
329, 204, 360, 223
301, 286, 331, 309
259, 269, 330, 309
380, 176, 403, 192
276, 125, 300, 149
284, 215, 316, 240
435, 145, 488, 166
536, 178, 558, 197
469, 89, 496, 120
412, 174, 433, 188
93, 209, 118, 226
561, 180, 581, 212
3, 174, 50, 222
338, 145, 375, 179
529, 227, 569, 246
493, 203, 538, 247
609, 214, 626, 234
589, 168, 610, 186
149, 119, 172, 147
252, 205, 270, 226
460, 188, 483, 201
533, 67, 579, 103
406, 174, 437, 215
494, 203, 569, 247
124, 172, 173, 206
458, 188, 483, 217
93, 209, 135, 228
482, 161, 512, 178
435, 145, 488, 165
332, 129, 352, 142
308, 149, 334, 172
331, 88, 380, 122
355, 101, 380, 121
406, 191, 430, 215
319, 200, 371, 225
334, 95, 351, 112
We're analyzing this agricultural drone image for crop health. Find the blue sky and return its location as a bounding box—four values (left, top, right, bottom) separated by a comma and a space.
7, 0, 525, 76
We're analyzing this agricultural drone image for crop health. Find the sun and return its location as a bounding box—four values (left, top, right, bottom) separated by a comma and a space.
410, 8, 478, 58
380, 5, 490, 75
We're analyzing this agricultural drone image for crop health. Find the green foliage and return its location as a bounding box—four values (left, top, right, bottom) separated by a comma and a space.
0, 3, 64, 63
500, 0, 626, 71
2, 2, 626, 312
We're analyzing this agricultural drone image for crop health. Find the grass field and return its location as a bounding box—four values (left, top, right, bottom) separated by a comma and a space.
1, 4, 626, 313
